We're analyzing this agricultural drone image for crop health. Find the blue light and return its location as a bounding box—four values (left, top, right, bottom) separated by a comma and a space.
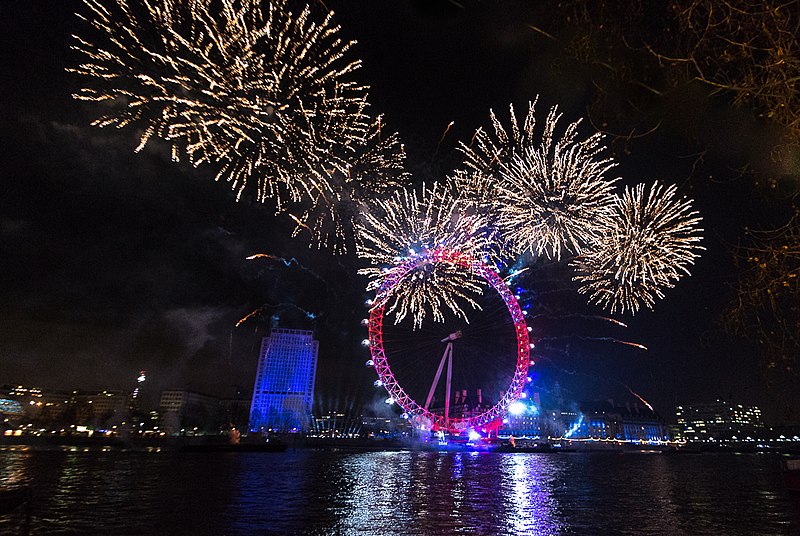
509, 401, 526, 415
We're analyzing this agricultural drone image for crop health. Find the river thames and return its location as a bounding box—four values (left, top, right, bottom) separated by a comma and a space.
1, 447, 798, 535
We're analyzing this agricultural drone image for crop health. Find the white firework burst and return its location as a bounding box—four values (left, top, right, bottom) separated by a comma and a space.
456, 101, 618, 260
572, 182, 704, 314
356, 183, 493, 327
71, 0, 404, 251
453, 100, 541, 213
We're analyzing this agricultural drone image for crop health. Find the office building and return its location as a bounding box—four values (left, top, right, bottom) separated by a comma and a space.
675, 400, 765, 441
249, 328, 318, 432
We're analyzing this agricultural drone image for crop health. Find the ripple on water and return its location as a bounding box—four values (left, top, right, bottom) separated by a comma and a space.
1, 448, 799, 535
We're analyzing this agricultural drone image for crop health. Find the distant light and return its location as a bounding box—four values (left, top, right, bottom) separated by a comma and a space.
408, 248, 416, 255
365, 360, 374, 367
520, 392, 528, 399
360, 319, 369, 327
373, 380, 383, 387
364, 299, 374, 307
502, 418, 509, 424
527, 326, 532, 332
529, 343, 535, 349
361, 339, 371, 347
509, 401, 526, 415
468, 430, 481, 441
526, 377, 532, 383
385, 398, 394, 405
522, 310, 528, 316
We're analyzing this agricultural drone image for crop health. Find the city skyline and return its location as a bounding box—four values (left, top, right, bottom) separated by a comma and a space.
1, 0, 799, 427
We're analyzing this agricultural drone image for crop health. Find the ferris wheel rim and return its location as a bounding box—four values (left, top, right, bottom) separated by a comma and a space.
367, 247, 531, 434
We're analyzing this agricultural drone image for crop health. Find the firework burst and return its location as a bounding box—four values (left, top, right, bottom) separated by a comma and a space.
571, 182, 704, 314
71, 0, 401, 239
286, 117, 408, 254
455, 102, 618, 259
356, 183, 494, 327
453, 101, 541, 213
496, 107, 618, 260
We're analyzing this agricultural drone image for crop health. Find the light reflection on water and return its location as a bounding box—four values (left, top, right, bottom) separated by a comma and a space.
1, 447, 799, 535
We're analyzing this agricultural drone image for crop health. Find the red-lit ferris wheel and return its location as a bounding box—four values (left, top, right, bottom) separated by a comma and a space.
367, 248, 532, 435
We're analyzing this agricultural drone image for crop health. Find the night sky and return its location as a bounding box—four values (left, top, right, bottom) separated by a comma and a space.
1, 0, 798, 422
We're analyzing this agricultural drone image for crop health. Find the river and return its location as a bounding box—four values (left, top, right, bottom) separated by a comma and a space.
1, 446, 798, 534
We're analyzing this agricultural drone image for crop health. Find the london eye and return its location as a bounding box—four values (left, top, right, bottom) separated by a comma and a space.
366, 248, 532, 436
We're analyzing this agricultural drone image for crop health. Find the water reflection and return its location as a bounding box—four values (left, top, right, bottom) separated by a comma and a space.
501, 454, 566, 535
1, 447, 799, 535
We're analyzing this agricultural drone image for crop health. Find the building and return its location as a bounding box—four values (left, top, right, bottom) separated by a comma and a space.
159, 389, 221, 435
500, 400, 670, 442
70, 390, 129, 427
249, 328, 318, 433
2, 385, 128, 429
675, 400, 765, 441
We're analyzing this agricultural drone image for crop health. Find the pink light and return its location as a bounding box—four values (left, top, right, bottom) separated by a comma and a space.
366, 248, 532, 433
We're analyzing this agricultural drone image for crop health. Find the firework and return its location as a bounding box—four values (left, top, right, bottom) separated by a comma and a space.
70, 0, 390, 221
572, 182, 704, 314
495, 108, 618, 260
453, 101, 541, 213
626, 386, 655, 412
356, 183, 493, 327
454, 102, 618, 259
286, 117, 408, 254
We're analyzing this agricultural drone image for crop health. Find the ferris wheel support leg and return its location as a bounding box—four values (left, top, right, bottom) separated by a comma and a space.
424, 342, 452, 411
445, 343, 453, 421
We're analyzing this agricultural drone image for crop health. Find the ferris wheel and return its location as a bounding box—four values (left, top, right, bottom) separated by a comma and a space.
366, 248, 532, 435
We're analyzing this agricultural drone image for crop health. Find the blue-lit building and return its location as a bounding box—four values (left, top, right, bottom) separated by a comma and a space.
249, 329, 318, 433
500, 399, 670, 442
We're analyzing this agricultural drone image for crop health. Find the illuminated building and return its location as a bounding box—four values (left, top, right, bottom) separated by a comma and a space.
3, 385, 128, 428
0, 399, 23, 416
70, 390, 128, 426
502, 413, 544, 438
249, 329, 318, 433
500, 399, 669, 441
675, 400, 765, 441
